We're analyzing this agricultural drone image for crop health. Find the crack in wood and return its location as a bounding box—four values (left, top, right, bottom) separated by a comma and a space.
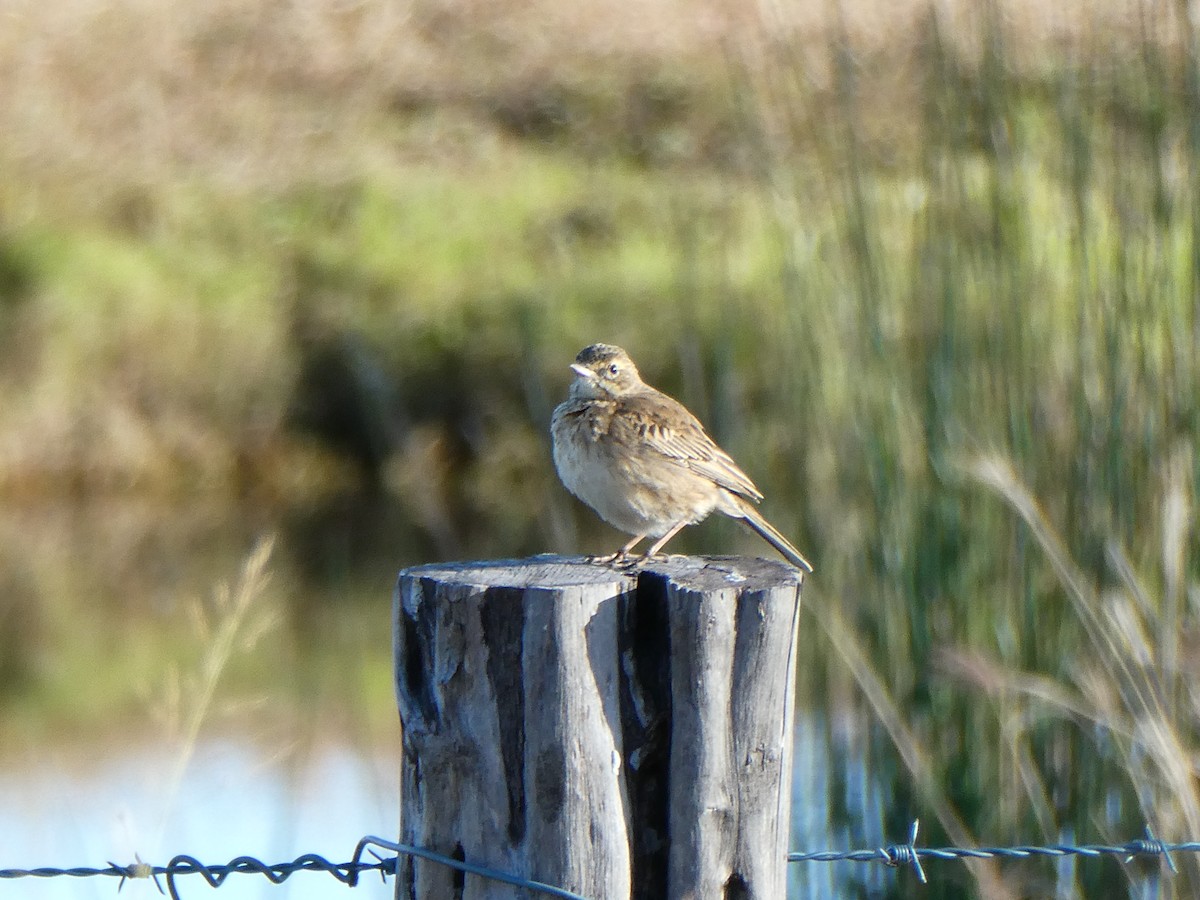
393, 555, 802, 899
480, 587, 528, 845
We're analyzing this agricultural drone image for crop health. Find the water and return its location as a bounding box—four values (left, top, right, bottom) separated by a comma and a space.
0, 500, 403, 899
790, 712, 887, 899
0, 500, 929, 898
0, 740, 398, 900
0, 499, 904, 899
2, 720, 882, 899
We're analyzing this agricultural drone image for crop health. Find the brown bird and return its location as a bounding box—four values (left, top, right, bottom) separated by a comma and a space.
551, 343, 813, 572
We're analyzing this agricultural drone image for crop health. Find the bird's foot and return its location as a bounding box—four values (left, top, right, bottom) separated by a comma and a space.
616, 551, 685, 570
585, 550, 646, 569
627, 551, 688, 569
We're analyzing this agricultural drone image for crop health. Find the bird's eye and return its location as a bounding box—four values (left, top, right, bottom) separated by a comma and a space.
607, 363, 620, 376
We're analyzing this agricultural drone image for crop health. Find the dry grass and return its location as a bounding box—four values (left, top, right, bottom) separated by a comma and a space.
149, 535, 279, 838
959, 457, 1200, 888
0, 0, 1192, 190
0, 0, 742, 188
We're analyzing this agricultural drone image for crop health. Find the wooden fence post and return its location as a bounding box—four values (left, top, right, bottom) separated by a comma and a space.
393, 554, 804, 900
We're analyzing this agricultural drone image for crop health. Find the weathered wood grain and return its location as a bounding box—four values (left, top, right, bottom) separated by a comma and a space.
393, 554, 803, 900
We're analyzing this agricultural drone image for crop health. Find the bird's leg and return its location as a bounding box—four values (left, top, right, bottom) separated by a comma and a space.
639, 521, 689, 561
588, 533, 647, 565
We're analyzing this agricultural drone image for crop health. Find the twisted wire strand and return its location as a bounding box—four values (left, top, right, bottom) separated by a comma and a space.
0, 825, 1189, 899
788, 821, 1189, 882
0, 837, 590, 900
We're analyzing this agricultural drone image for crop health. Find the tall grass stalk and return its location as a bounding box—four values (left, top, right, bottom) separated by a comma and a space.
819, 605, 1014, 898
153, 536, 278, 842
739, 4, 1198, 895
969, 458, 1200, 890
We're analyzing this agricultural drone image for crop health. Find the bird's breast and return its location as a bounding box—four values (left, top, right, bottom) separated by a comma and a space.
551, 400, 720, 536
551, 402, 619, 506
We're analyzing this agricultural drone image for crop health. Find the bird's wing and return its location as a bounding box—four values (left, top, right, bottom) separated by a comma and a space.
614, 392, 764, 501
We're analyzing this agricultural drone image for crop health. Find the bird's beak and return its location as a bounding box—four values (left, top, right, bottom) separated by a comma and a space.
570, 363, 594, 379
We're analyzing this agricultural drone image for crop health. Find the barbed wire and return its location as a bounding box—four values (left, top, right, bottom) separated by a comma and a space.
0, 836, 589, 900
787, 821, 1182, 884
0, 823, 1187, 899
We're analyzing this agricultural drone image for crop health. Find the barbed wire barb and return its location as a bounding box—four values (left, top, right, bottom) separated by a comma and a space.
879, 819, 926, 883
114, 855, 161, 894
1125, 825, 1177, 875
363, 846, 396, 884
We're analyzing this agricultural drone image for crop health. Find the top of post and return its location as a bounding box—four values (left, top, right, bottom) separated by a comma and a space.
398, 554, 806, 593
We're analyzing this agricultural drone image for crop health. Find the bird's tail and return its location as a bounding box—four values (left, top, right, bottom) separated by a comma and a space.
734, 500, 814, 574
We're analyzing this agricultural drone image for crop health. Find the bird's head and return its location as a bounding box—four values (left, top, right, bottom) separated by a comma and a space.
568, 344, 644, 399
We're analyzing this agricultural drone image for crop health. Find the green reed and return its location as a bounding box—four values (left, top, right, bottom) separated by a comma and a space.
747, 6, 1199, 896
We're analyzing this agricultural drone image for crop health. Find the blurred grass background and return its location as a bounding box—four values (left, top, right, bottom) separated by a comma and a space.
0, 0, 1198, 896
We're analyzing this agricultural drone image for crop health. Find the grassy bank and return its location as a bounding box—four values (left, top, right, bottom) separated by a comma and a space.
1, 1, 1198, 896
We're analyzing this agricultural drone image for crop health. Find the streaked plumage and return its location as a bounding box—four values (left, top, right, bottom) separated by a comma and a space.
551, 343, 812, 572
